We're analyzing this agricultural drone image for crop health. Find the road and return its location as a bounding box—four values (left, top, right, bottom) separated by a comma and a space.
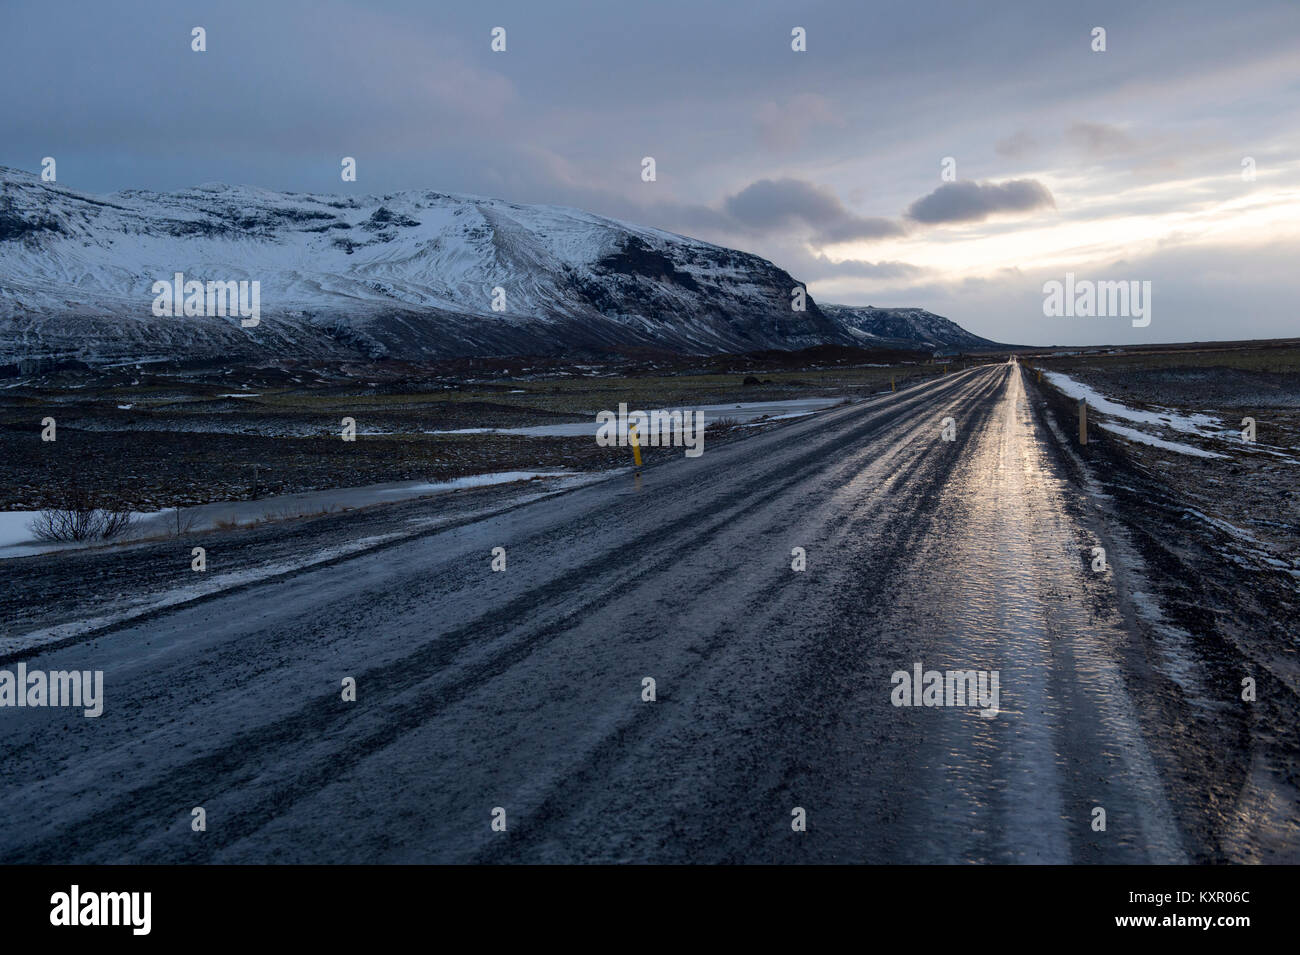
0, 362, 1193, 862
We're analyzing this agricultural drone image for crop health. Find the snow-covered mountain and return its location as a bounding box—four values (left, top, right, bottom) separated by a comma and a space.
818, 303, 1002, 353
0, 168, 995, 365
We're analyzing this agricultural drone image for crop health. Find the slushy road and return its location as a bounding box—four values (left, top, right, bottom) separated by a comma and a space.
0, 362, 1190, 863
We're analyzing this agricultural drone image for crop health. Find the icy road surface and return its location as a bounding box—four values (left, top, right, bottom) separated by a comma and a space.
0, 363, 1194, 862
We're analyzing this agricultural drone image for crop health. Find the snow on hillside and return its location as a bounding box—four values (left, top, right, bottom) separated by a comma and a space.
0, 167, 992, 365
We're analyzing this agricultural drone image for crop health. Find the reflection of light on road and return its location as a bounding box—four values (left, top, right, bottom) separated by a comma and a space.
889, 363, 1183, 863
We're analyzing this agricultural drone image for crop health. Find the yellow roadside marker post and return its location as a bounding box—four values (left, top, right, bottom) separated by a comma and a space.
630, 425, 643, 468
891, 375, 895, 392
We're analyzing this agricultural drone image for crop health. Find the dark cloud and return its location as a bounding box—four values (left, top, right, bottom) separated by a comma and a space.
723, 178, 904, 244
905, 179, 1055, 224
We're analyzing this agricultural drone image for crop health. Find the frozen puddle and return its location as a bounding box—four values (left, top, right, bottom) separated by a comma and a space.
429, 397, 845, 438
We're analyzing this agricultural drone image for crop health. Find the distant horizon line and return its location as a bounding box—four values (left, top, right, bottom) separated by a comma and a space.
3, 163, 1291, 352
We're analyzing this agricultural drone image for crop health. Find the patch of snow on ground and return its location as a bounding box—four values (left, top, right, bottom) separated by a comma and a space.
1043, 371, 1223, 435
1099, 422, 1228, 459
1040, 370, 1289, 459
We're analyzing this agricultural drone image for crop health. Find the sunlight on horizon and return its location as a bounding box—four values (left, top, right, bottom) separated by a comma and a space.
819, 177, 1300, 289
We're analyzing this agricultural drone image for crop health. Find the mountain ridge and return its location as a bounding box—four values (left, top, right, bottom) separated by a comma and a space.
0, 167, 1001, 365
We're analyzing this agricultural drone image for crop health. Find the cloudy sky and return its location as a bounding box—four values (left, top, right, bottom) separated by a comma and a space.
3, 0, 1297, 345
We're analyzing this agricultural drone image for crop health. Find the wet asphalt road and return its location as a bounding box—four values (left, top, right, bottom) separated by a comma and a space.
0, 362, 1193, 862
